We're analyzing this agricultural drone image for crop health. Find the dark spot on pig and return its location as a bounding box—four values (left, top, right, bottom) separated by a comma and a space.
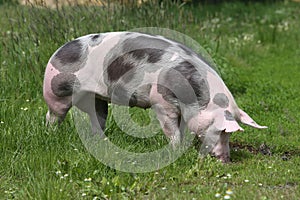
122, 35, 171, 54
109, 84, 135, 106
107, 56, 135, 82
213, 93, 229, 108
178, 43, 218, 71
129, 92, 138, 107
55, 40, 82, 65
51, 39, 87, 73
131, 49, 164, 63
129, 85, 152, 108
158, 61, 210, 107
224, 110, 235, 121
91, 34, 100, 40
51, 73, 80, 97
89, 34, 103, 47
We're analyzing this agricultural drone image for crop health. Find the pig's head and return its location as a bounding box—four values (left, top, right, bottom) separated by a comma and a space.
187, 106, 267, 163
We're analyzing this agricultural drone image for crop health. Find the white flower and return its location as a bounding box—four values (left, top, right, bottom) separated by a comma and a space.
84, 178, 92, 182
244, 179, 249, 183
215, 193, 221, 198
55, 170, 62, 175
226, 189, 233, 195
82, 193, 87, 197
224, 195, 231, 199
211, 18, 220, 24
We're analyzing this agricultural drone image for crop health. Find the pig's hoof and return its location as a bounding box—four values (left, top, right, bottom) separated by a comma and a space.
217, 155, 231, 163
91, 129, 105, 139
211, 153, 231, 163
170, 135, 182, 149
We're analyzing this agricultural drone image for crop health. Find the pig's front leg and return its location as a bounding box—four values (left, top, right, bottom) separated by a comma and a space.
152, 104, 183, 147
211, 131, 230, 163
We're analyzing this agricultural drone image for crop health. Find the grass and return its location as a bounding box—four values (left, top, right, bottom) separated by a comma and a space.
1, 0, 300, 199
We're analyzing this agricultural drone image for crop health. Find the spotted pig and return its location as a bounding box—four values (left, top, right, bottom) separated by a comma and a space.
43, 32, 267, 163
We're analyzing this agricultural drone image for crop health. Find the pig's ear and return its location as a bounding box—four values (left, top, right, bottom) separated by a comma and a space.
214, 110, 244, 133
222, 119, 244, 133
239, 109, 268, 129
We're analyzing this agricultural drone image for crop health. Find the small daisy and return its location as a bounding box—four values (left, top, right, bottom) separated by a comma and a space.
224, 195, 230, 199
215, 193, 221, 198
226, 189, 233, 195
55, 170, 61, 175
84, 178, 92, 182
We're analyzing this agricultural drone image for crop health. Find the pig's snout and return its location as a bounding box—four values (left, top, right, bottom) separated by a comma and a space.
210, 131, 231, 163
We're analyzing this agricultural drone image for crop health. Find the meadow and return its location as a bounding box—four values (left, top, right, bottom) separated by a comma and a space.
0, 0, 300, 199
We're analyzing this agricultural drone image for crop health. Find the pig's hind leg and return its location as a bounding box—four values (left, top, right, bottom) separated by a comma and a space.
74, 92, 108, 136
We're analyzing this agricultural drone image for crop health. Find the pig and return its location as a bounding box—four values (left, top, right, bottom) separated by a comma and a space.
43, 32, 267, 163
